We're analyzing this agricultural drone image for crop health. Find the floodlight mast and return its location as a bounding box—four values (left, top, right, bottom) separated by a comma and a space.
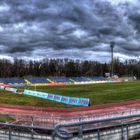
110, 41, 115, 77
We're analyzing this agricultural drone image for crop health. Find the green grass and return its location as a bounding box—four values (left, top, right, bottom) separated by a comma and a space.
0, 115, 15, 122
0, 81, 140, 108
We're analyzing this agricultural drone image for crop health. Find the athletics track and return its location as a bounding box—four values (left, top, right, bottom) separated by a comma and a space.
1, 100, 140, 117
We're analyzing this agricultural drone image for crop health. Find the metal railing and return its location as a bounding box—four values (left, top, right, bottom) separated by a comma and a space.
54, 113, 140, 140
0, 121, 53, 140
2, 108, 140, 128
1, 111, 140, 139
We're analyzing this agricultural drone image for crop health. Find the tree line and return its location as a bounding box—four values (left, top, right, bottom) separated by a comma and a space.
0, 58, 139, 78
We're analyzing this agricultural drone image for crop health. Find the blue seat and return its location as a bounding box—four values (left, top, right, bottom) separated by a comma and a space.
49, 77, 71, 83
27, 77, 50, 84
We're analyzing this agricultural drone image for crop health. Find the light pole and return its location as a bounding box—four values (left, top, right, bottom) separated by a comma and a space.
34, 63, 42, 91
110, 41, 115, 77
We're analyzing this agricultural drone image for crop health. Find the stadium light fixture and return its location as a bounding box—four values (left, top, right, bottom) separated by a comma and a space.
110, 41, 115, 77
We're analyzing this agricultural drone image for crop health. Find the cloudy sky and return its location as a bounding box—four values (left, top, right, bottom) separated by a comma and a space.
0, 0, 140, 62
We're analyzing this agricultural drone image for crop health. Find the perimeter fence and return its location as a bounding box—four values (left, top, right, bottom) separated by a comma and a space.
0, 108, 140, 139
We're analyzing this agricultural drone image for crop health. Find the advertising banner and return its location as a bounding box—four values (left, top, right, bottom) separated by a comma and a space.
23, 90, 90, 106
23, 90, 49, 99
5, 87, 17, 93
0, 86, 5, 90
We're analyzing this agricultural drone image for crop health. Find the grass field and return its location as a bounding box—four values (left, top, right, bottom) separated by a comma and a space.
0, 81, 140, 108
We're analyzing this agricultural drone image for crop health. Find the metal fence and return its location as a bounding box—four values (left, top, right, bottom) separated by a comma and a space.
1, 112, 140, 139
0, 121, 53, 140
2, 108, 140, 127
54, 113, 140, 140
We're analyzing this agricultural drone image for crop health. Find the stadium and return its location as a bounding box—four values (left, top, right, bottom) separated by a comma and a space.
0, 0, 140, 140
0, 76, 139, 139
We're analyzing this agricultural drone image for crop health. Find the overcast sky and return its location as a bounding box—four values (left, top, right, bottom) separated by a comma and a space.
0, 0, 140, 62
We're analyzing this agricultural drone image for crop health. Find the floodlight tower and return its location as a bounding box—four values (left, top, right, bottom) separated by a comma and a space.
110, 41, 115, 77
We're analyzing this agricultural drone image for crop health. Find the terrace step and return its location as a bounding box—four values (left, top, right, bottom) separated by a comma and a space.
47, 78, 55, 83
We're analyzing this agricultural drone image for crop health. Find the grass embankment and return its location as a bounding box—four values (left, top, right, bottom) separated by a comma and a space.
7, 81, 140, 107
0, 115, 15, 122
0, 81, 140, 108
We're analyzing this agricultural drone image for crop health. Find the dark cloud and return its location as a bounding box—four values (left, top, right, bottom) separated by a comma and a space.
0, 0, 139, 61
129, 13, 140, 33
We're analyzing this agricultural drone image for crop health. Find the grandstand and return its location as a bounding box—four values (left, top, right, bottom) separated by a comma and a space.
26, 77, 50, 84
0, 76, 118, 86
89, 76, 106, 81
0, 77, 26, 86
48, 76, 72, 83
70, 77, 89, 82
23, 76, 112, 85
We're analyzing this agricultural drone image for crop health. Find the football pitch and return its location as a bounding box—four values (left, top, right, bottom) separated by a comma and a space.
0, 81, 140, 108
